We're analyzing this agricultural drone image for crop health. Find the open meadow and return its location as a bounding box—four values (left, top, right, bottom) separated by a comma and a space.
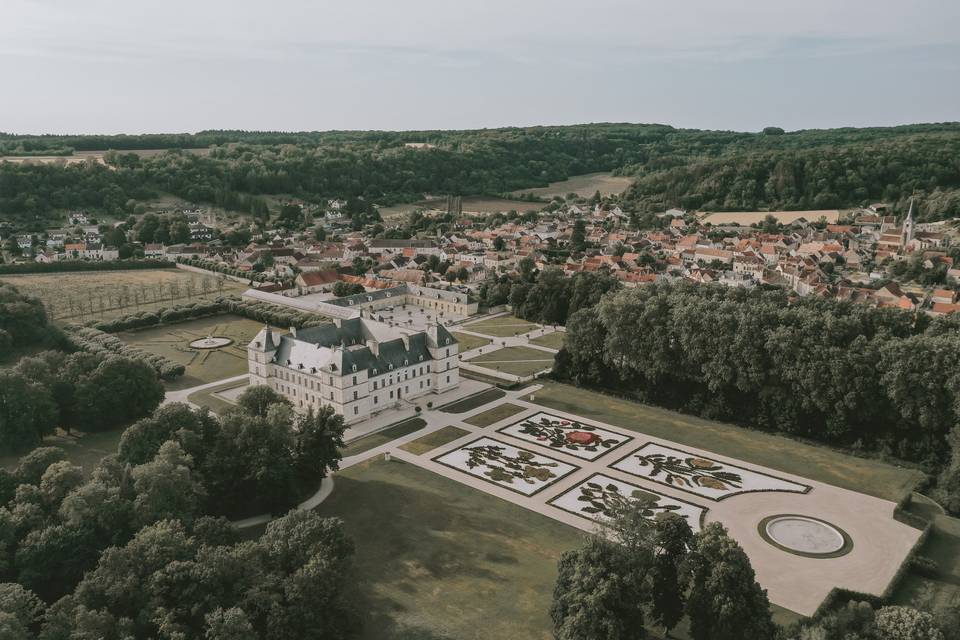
0, 268, 247, 323
510, 171, 633, 199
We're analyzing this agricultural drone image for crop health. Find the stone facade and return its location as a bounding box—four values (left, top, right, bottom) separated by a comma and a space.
248, 316, 459, 424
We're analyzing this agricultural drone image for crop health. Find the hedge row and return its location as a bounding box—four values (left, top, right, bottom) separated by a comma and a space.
92, 300, 225, 332
0, 259, 173, 275
176, 257, 270, 282
63, 325, 185, 380
93, 296, 331, 334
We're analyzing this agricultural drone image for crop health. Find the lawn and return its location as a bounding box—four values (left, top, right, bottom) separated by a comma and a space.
0, 428, 123, 476
890, 513, 960, 612
341, 418, 428, 458
529, 331, 565, 350
464, 403, 526, 427
462, 315, 539, 338
400, 426, 472, 455
438, 388, 505, 413
0, 268, 246, 323
313, 457, 585, 640
186, 378, 250, 415
119, 314, 263, 390
467, 346, 555, 377
530, 381, 925, 502
451, 331, 492, 352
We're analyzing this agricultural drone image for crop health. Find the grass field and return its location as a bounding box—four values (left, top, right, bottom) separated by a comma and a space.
890, 513, 960, 612
399, 426, 472, 455
0, 268, 246, 323
531, 381, 924, 502
451, 331, 492, 352
0, 428, 123, 476
186, 378, 250, 415
119, 314, 263, 390
463, 315, 539, 338
341, 418, 428, 458
467, 346, 555, 377
464, 403, 526, 427
438, 388, 505, 413
313, 457, 585, 640
529, 332, 565, 350
510, 172, 633, 199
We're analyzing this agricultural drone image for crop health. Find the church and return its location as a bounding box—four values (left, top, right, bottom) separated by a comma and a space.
247, 314, 460, 424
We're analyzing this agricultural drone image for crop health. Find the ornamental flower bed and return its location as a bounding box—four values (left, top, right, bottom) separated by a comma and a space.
610, 442, 810, 501
497, 412, 632, 460
433, 437, 579, 496
549, 473, 705, 531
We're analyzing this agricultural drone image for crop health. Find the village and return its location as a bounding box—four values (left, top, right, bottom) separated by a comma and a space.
4, 194, 959, 316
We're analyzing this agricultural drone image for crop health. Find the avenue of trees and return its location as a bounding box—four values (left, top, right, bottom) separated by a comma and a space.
556, 282, 960, 470
0, 386, 351, 639
4, 123, 959, 229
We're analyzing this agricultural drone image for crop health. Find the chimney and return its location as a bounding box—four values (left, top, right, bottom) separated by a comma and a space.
366, 339, 379, 356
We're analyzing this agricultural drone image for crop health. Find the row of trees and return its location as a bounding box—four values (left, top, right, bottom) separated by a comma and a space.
0, 259, 172, 276
0, 350, 164, 453
0, 386, 353, 638
556, 282, 960, 469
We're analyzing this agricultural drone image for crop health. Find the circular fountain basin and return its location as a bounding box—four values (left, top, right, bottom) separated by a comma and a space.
189, 336, 233, 349
759, 515, 851, 558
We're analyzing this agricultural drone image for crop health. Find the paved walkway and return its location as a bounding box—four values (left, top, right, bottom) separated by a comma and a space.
323, 383, 923, 617
162, 374, 249, 408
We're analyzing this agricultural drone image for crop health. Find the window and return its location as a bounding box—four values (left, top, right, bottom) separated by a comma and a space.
353, 406, 358, 415
353, 390, 358, 400
373, 381, 378, 390
446, 375, 450, 383
374, 396, 378, 405
446, 348, 450, 357
389, 391, 394, 399
330, 392, 334, 400
352, 375, 357, 385
427, 364, 431, 372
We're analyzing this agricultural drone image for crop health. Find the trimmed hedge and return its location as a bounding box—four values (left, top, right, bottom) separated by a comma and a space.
0, 259, 172, 275
63, 325, 185, 380
93, 297, 331, 334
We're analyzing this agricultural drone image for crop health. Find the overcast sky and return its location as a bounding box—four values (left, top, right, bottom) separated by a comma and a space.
1, 0, 958, 134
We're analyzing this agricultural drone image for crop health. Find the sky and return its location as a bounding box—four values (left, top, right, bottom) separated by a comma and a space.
1, 0, 959, 134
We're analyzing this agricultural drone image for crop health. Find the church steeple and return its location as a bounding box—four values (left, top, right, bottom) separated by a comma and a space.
901, 198, 915, 247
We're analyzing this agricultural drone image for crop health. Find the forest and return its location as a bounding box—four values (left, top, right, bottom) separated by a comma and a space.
3, 122, 959, 230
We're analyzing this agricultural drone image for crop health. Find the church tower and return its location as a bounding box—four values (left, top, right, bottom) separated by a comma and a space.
901, 198, 915, 248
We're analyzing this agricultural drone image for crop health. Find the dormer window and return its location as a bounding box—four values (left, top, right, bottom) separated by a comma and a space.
372, 368, 378, 376
351, 364, 357, 372
388, 364, 394, 370
403, 359, 408, 366
418, 355, 423, 361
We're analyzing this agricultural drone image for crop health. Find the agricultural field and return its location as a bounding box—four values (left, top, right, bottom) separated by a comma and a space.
379, 196, 545, 223
510, 171, 633, 199
700, 209, 841, 225
466, 345, 555, 377
462, 315, 539, 337
0, 148, 209, 165
0, 269, 247, 323
118, 314, 263, 390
